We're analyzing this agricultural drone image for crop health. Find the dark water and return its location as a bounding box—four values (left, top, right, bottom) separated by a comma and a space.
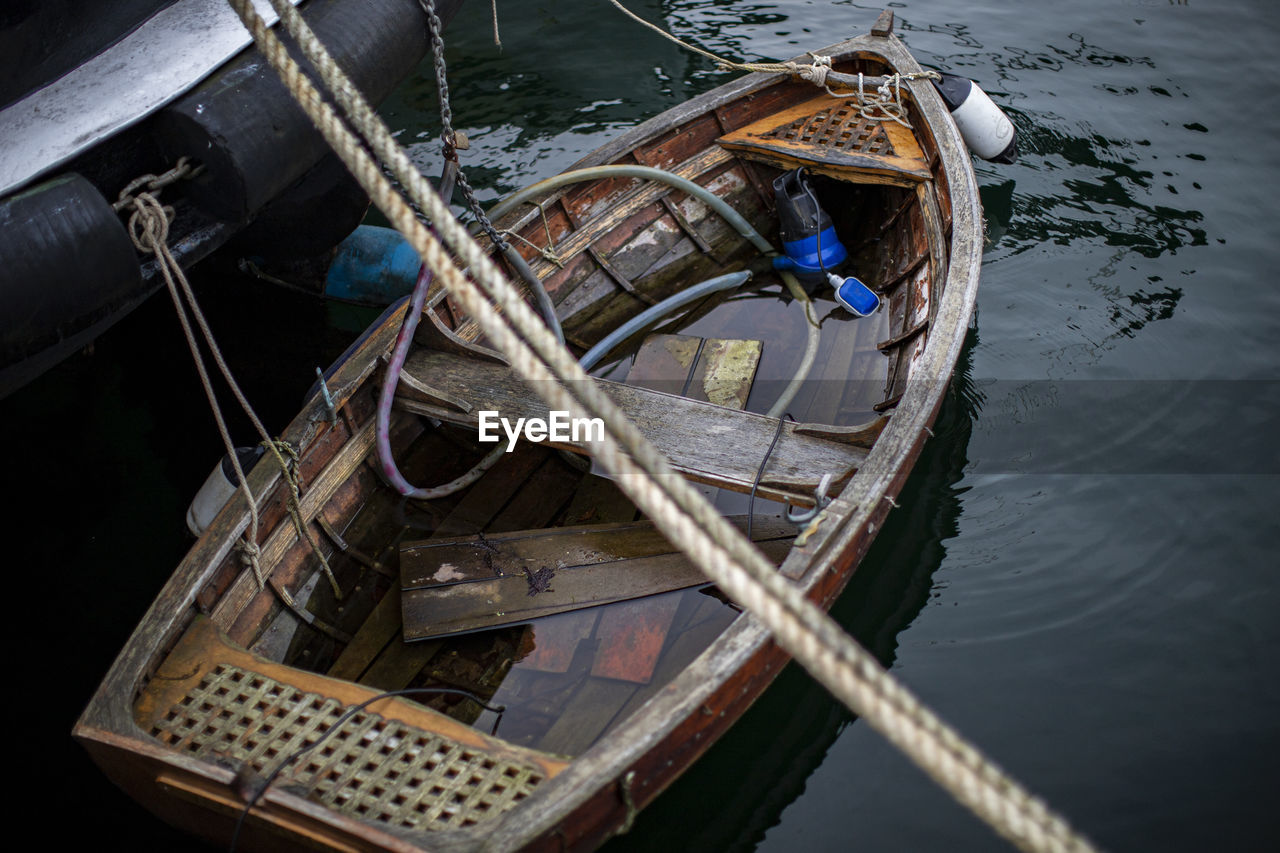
9, 0, 1278, 850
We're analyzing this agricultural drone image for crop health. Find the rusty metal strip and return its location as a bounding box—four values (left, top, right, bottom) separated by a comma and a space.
316, 516, 393, 579
877, 319, 929, 353
877, 192, 917, 237
877, 250, 929, 293
659, 195, 721, 263
589, 245, 658, 305
873, 392, 903, 413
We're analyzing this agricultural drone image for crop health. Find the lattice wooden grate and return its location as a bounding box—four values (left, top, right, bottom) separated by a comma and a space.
716, 93, 929, 185
764, 105, 895, 156
151, 663, 545, 831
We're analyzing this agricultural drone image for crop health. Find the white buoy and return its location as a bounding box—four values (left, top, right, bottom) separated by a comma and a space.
932, 73, 1018, 163
186, 447, 264, 537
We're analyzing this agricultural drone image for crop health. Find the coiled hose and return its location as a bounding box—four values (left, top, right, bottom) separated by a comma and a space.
377, 163, 821, 498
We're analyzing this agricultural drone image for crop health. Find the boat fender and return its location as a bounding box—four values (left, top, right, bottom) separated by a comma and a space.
931, 73, 1018, 163
0, 173, 143, 398
322, 225, 423, 306
770, 168, 847, 284
186, 446, 266, 537
828, 273, 880, 317
157, 0, 448, 222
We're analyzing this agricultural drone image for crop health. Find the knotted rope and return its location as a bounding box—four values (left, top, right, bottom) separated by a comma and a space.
606, 0, 937, 128
227, 2, 1098, 852
118, 165, 341, 600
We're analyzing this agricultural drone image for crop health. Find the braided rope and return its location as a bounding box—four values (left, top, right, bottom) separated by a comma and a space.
119, 172, 341, 599
231, 3, 1098, 851
606, 0, 937, 128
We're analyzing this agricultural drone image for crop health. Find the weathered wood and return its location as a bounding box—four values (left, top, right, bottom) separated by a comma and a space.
626, 333, 762, 408
792, 417, 890, 448
519, 610, 600, 674
76, 23, 985, 853
326, 444, 550, 683
412, 303, 508, 364
404, 518, 792, 591
135, 616, 567, 779
211, 417, 378, 635
397, 349, 867, 506
871, 9, 894, 37
718, 93, 930, 185
401, 521, 794, 640
403, 552, 715, 641
589, 595, 683, 685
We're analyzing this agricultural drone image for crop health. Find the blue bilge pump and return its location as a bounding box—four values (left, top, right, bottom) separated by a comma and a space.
771, 168, 847, 283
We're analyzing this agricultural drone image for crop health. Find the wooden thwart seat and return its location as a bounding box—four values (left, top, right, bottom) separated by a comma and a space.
396, 348, 869, 507
399, 516, 795, 641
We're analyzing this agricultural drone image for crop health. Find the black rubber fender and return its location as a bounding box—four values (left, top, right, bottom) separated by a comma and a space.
0, 172, 143, 396
156, 0, 459, 223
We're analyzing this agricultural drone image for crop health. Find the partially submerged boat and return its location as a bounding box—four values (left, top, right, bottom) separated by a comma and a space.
75, 11, 983, 851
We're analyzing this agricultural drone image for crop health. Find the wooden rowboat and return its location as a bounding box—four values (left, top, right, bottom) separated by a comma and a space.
75, 11, 981, 851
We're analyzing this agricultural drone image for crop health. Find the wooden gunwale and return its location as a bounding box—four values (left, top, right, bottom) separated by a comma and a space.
480, 29, 983, 851
73, 23, 982, 853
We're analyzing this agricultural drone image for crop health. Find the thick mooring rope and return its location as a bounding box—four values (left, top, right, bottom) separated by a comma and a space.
228, 3, 1097, 852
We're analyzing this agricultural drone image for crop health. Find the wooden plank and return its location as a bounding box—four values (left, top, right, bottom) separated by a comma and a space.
627, 334, 762, 409
536, 677, 639, 757
396, 350, 867, 506
519, 610, 600, 674
404, 518, 794, 592
326, 444, 549, 683
589, 594, 682, 685
401, 535, 793, 641
211, 418, 377, 633
364, 452, 581, 691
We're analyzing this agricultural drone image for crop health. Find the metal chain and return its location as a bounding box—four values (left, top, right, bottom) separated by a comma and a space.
112, 156, 203, 212
419, 0, 508, 250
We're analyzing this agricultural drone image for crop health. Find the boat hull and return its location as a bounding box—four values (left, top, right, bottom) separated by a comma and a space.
74, 14, 982, 851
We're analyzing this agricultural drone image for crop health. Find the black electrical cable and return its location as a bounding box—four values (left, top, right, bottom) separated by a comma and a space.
747, 412, 795, 540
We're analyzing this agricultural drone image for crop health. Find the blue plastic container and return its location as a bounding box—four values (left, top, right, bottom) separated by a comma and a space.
829, 273, 880, 317
323, 224, 422, 306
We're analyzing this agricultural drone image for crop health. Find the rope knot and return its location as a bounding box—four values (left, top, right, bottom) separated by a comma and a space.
126, 192, 174, 254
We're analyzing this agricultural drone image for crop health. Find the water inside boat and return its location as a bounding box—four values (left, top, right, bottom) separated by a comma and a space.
115, 41, 960, 840
153, 172, 905, 763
